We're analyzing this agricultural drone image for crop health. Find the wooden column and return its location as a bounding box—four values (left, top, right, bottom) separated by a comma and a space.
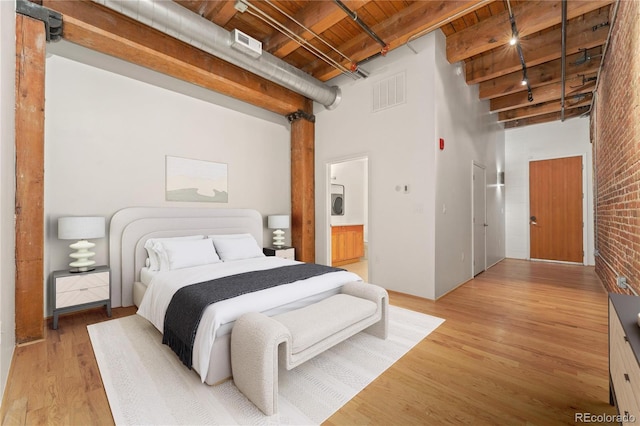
15, 13, 46, 343
289, 105, 315, 263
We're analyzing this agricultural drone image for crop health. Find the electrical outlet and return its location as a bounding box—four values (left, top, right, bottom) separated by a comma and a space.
617, 276, 628, 288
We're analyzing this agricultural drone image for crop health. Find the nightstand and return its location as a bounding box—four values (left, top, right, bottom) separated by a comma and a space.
263, 246, 295, 260
51, 265, 112, 329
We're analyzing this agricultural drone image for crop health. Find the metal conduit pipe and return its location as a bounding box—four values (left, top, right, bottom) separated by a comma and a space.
560, 0, 567, 121
92, 0, 341, 110
333, 0, 388, 53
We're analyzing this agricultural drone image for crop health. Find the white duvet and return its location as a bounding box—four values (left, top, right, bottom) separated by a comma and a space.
136, 256, 361, 382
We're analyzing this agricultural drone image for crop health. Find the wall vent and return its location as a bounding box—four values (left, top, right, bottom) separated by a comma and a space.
372, 71, 406, 112
231, 29, 262, 58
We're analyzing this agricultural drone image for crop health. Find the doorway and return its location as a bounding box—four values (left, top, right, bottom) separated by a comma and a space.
529, 156, 583, 263
328, 157, 369, 281
473, 163, 487, 276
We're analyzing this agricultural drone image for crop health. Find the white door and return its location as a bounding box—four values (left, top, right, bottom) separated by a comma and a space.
473, 163, 487, 276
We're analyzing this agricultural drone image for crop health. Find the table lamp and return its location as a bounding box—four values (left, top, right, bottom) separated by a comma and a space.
267, 215, 289, 247
58, 216, 105, 272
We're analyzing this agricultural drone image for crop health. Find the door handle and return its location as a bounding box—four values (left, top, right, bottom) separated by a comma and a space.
483, 224, 489, 227
530, 216, 537, 225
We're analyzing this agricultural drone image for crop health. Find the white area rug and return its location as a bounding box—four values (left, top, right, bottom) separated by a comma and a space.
88, 306, 444, 425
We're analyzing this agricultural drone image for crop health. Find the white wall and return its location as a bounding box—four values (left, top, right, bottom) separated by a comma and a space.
505, 118, 594, 264
316, 31, 505, 299
0, 1, 16, 401
433, 30, 506, 298
44, 53, 292, 312
316, 34, 437, 298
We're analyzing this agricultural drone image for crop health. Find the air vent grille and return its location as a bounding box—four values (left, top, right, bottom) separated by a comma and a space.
372, 72, 406, 112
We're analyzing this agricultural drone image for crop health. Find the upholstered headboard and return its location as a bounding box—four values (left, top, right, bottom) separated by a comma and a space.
109, 207, 263, 307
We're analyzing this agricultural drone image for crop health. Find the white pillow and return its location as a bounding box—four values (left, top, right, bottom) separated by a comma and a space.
154, 238, 221, 270
209, 233, 265, 262
144, 235, 204, 271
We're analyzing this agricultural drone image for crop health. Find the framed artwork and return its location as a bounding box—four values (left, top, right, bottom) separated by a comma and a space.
165, 156, 228, 203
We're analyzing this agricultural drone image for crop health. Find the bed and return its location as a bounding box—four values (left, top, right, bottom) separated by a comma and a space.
109, 207, 362, 385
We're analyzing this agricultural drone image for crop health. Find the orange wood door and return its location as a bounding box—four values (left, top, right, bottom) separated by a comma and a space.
529, 156, 583, 263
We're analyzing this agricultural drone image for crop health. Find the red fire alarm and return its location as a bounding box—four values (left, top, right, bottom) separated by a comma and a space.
439, 138, 445, 150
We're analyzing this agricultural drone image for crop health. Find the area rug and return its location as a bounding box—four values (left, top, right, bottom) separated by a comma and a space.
88, 306, 444, 425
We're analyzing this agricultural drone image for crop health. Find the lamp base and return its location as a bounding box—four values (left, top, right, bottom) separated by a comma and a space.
272, 229, 285, 247
69, 240, 96, 272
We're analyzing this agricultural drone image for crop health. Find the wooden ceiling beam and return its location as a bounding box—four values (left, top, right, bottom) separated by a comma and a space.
43, 0, 307, 116
490, 77, 596, 112
447, 0, 612, 63
264, 0, 371, 58
498, 93, 592, 122
466, 8, 610, 85
307, 0, 491, 82
503, 106, 590, 128
479, 46, 602, 99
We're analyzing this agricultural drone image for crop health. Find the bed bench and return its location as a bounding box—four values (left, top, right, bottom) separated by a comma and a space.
231, 281, 388, 415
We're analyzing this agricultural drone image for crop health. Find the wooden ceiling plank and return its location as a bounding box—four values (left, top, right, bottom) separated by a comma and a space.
447, 0, 612, 63
479, 46, 602, 99
498, 93, 592, 122
490, 77, 595, 112
44, 0, 306, 116
466, 8, 610, 84
205, 1, 238, 26
309, 0, 491, 81
503, 106, 590, 128
264, 0, 371, 58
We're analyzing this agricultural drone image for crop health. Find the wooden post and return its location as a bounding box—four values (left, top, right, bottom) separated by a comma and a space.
15, 13, 46, 343
289, 105, 315, 263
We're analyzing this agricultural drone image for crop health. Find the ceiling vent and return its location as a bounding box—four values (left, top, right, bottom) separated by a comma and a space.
372, 71, 406, 113
231, 29, 262, 58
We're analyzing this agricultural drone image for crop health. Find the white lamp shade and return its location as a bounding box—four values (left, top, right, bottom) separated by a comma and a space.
58, 216, 105, 240
268, 215, 290, 230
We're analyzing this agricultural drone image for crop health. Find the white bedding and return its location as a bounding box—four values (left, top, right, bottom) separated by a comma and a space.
136, 256, 361, 382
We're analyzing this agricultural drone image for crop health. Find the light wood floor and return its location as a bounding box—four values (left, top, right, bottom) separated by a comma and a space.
1, 259, 616, 425
341, 259, 368, 281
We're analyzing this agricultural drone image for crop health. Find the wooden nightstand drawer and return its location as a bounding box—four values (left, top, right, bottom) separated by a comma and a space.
56, 271, 109, 293
609, 294, 640, 421
57, 285, 109, 309
611, 348, 640, 420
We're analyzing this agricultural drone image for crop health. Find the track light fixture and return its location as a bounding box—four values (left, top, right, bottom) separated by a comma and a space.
507, 0, 533, 103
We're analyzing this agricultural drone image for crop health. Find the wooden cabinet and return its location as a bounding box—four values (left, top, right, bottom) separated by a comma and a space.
608, 293, 640, 423
52, 265, 112, 329
331, 225, 364, 266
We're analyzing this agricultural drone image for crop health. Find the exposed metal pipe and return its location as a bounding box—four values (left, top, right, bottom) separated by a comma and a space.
333, 0, 388, 54
560, 0, 567, 121
592, 0, 620, 96
92, 0, 341, 110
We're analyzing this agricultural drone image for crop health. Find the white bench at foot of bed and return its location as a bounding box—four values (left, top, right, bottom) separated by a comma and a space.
230, 282, 388, 416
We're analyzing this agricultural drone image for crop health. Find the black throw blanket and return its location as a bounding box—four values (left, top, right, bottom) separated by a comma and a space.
162, 263, 345, 368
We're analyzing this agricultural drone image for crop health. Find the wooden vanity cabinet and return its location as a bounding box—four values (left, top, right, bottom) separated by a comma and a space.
331, 225, 364, 266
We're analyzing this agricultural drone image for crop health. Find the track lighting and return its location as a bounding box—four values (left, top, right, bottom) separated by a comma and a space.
507, 0, 533, 103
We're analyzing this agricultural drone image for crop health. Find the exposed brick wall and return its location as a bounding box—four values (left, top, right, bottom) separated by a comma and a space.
593, 0, 640, 295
